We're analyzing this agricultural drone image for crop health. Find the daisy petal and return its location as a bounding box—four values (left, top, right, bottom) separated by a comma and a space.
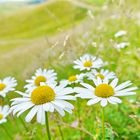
100, 99, 107, 107
87, 97, 101, 105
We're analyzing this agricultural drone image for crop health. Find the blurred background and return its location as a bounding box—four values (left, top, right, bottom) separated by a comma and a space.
0, 0, 140, 139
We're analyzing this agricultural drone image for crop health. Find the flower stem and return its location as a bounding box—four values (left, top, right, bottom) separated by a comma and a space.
2, 124, 12, 140
77, 98, 82, 140
45, 112, 51, 140
19, 117, 28, 132
57, 122, 64, 140
101, 107, 105, 140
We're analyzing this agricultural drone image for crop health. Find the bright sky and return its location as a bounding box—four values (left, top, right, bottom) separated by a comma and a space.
0, 0, 43, 2
0, 0, 31, 2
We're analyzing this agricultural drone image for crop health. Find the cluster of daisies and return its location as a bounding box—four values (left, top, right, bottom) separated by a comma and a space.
0, 54, 137, 126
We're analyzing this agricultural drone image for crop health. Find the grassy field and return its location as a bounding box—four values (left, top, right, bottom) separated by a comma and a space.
0, 0, 140, 139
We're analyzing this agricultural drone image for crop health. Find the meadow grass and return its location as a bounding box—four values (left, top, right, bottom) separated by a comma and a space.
0, 0, 140, 139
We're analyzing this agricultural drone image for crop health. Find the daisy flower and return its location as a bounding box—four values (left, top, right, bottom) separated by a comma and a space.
114, 30, 127, 38
86, 69, 116, 81
73, 54, 103, 71
0, 105, 10, 124
60, 73, 85, 85
25, 68, 57, 92
0, 77, 17, 97
74, 78, 137, 107
10, 83, 75, 124
115, 42, 130, 50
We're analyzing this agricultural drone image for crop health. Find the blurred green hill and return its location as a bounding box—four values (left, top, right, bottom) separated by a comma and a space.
0, 0, 87, 39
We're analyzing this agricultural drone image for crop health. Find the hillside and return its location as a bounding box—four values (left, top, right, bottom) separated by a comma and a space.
0, 0, 140, 140
0, 1, 87, 39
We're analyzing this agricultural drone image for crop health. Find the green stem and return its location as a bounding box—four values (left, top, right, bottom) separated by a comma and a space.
19, 117, 28, 132
45, 112, 51, 140
57, 122, 64, 140
2, 124, 12, 140
77, 99, 80, 122
102, 107, 105, 140
77, 98, 82, 140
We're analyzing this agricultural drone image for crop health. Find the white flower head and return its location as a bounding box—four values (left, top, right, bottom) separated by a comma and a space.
25, 68, 57, 92
0, 105, 10, 124
114, 42, 130, 50
10, 83, 75, 125
60, 73, 85, 86
114, 30, 127, 38
86, 69, 116, 81
73, 54, 103, 71
0, 77, 17, 97
74, 78, 137, 107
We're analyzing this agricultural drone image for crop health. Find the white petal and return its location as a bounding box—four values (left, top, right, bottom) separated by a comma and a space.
37, 106, 43, 124
110, 78, 118, 88
109, 97, 122, 103
115, 92, 136, 96
115, 81, 132, 91
97, 77, 102, 85
115, 87, 137, 94
74, 87, 93, 95
56, 95, 75, 100
100, 99, 108, 107
80, 83, 94, 91
15, 91, 30, 97
75, 93, 94, 99
87, 97, 101, 105
48, 103, 54, 112
64, 107, 73, 114
107, 98, 117, 104
54, 105, 65, 116
25, 106, 39, 122
43, 103, 51, 112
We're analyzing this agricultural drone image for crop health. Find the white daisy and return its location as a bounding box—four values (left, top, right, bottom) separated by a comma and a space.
60, 73, 85, 85
115, 42, 130, 49
25, 68, 57, 92
0, 77, 17, 97
74, 78, 137, 107
73, 54, 103, 71
10, 83, 75, 124
0, 105, 10, 124
114, 30, 127, 38
86, 69, 116, 81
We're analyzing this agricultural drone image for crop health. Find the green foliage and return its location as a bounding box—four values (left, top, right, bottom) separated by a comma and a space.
0, 0, 140, 140
0, 1, 87, 39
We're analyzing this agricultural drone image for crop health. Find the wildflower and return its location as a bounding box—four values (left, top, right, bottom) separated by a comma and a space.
0, 105, 10, 124
0, 77, 17, 97
115, 42, 130, 49
114, 30, 127, 38
25, 68, 57, 92
74, 78, 137, 107
73, 54, 103, 71
11, 83, 75, 124
61, 73, 85, 85
86, 69, 116, 81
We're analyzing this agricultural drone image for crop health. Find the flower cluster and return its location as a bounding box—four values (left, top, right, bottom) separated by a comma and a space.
0, 77, 17, 124
73, 54, 137, 107
0, 54, 137, 127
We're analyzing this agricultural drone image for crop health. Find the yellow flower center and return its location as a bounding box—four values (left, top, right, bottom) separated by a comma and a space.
84, 61, 92, 67
34, 76, 46, 86
68, 75, 77, 82
0, 83, 6, 91
31, 86, 55, 105
95, 84, 114, 98
96, 73, 105, 80
0, 114, 3, 120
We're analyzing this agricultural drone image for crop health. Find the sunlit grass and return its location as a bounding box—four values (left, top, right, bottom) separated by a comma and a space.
0, 0, 140, 139
0, 1, 87, 39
